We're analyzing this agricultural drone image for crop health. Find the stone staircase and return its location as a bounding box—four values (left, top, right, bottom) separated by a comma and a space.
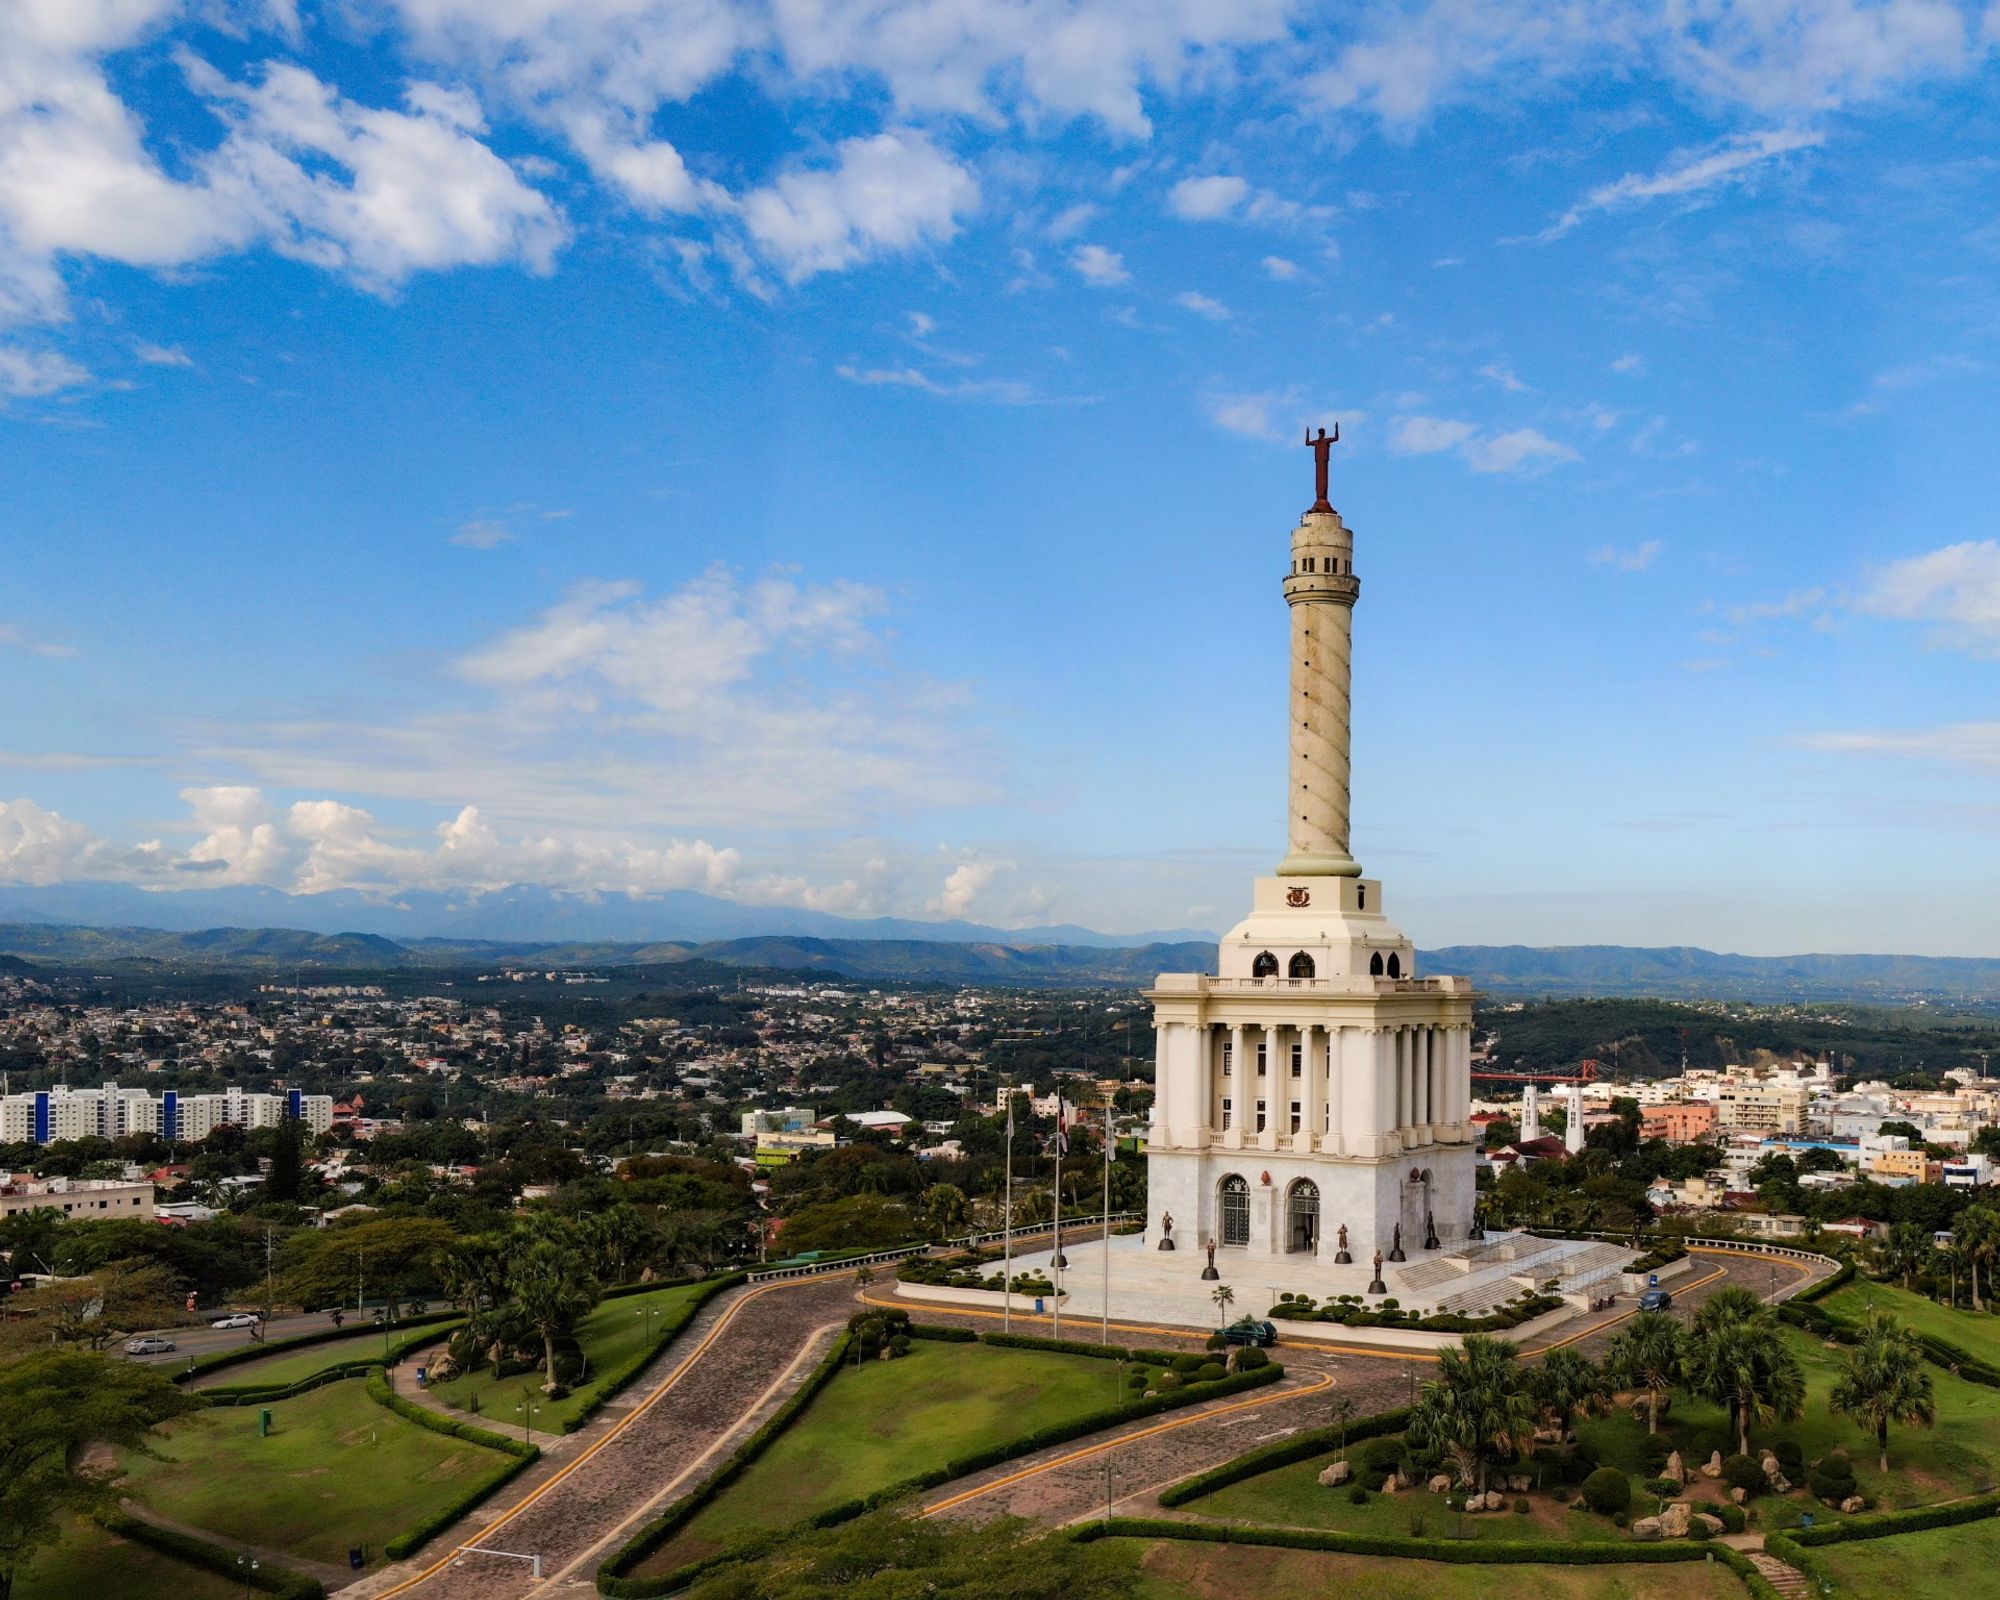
1555, 1241, 1636, 1294
1744, 1550, 1811, 1597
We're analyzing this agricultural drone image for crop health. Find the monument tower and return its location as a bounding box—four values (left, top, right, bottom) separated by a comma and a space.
1145, 430, 1478, 1266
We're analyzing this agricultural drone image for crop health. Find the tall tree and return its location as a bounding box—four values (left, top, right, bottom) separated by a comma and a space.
1529, 1348, 1610, 1442
1606, 1312, 1684, 1435
1408, 1334, 1539, 1494
1685, 1312, 1807, 1458
508, 1237, 602, 1390
0, 1351, 192, 1600
1830, 1309, 1936, 1473
1955, 1206, 2000, 1314
266, 1110, 303, 1205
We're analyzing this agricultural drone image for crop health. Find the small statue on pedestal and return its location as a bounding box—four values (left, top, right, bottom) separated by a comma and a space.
1158, 1211, 1176, 1250
1468, 1204, 1485, 1242
1333, 1222, 1352, 1265
1367, 1248, 1387, 1296
1387, 1222, 1407, 1263
1423, 1208, 1440, 1252
1200, 1237, 1221, 1281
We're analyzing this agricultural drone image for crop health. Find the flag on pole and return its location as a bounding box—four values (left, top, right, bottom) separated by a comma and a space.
1054, 1097, 1070, 1157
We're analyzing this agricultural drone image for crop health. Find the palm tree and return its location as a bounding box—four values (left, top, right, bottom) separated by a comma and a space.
1211, 1284, 1235, 1326
919, 1183, 972, 1242
1606, 1311, 1684, 1435
1408, 1334, 1539, 1495
1831, 1309, 1936, 1473
1529, 1348, 1610, 1442
1691, 1284, 1763, 1337
1685, 1313, 1806, 1458
580, 1205, 660, 1285
1955, 1207, 2000, 1314
1883, 1222, 1932, 1292
507, 1239, 602, 1391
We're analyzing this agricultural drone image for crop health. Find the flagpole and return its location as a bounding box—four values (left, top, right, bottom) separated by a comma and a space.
1052, 1092, 1064, 1340
1101, 1099, 1112, 1348
1002, 1086, 1014, 1334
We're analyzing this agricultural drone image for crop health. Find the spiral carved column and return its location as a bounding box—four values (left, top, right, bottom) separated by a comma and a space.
1276, 507, 1362, 878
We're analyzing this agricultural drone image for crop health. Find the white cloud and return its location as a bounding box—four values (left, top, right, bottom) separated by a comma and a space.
0, 346, 89, 396
927, 858, 1002, 918
1588, 539, 1663, 571
1721, 586, 1828, 625
1261, 254, 1299, 279
1612, 351, 1646, 375
1856, 540, 2000, 651
1071, 242, 1129, 285
1175, 290, 1230, 320
1207, 392, 1281, 439
1792, 722, 2000, 768
738, 130, 976, 282
133, 340, 192, 367
1535, 127, 1825, 240
452, 518, 517, 548
1168, 174, 1249, 219
1476, 362, 1530, 392
178, 784, 296, 885
834, 363, 1037, 404
1046, 201, 1097, 238
0, 622, 75, 658
1390, 414, 1577, 474
0, 797, 121, 886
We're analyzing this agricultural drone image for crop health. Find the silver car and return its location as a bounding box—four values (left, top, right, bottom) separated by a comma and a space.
125, 1335, 177, 1355
211, 1312, 261, 1329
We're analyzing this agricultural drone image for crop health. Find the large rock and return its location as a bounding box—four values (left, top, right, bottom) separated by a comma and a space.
1428, 1474, 1453, 1494
1730, 1487, 1748, 1504
1770, 1471, 1792, 1494
1381, 1476, 1399, 1496
1841, 1495, 1866, 1514
1702, 1452, 1725, 1480
1318, 1461, 1351, 1487
1695, 1513, 1726, 1536
1659, 1501, 1692, 1538
1631, 1517, 1663, 1541
1663, 1451, 1686, 1486
1509, 1475, 1532, 1493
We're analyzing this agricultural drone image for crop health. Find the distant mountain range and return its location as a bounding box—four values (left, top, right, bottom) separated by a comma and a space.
3, 911, 2000, 1000
0, 881, 1209, 949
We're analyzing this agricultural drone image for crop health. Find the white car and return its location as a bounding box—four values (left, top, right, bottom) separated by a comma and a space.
211, 1312, 262, 1329
125, 1335, 177, 1355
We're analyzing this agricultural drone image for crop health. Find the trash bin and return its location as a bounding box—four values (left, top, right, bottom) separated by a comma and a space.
259, 1409, 272, 1437
416, 1367, 427, 1389
1033, 1298, 1045, 1314
349, 1548, 365, 1571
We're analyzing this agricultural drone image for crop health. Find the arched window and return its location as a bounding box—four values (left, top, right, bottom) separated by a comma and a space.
1358, 885, 1367, 910
1387, 952, 1403, 979
1286, 1179, 1320, 1253
1218, 1174, 1250, 1247
1288, 950, 1316, 979
1251, 950, 1279, 978
1369, 951, 1385, 976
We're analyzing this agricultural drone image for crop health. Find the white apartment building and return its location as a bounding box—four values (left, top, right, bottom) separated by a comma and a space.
0, 1082, 333, 1146
0, 1175, 155, 1221
1715, 1082, 1811, 1136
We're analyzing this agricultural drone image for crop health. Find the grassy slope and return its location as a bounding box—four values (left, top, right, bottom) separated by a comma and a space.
1812, 1515, 2000, 1599
14, 1518, 243, 1600
1823, 1278, 2000, 1369
637, 1339, 1132, 1576
195, 1324, 420, 1390
118, 1376, 515, 1566
427, 1280, 704, 1432
1115, 1539, 1750, 1600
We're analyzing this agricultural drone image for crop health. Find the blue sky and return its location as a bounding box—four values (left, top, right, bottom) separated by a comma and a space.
6, 0, 2000, 955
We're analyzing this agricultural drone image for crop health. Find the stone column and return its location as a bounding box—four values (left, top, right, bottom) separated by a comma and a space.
1276, 508, 1362, 879
1189, 1021, 1211, 1148
1150, 1020, 1171, 1146
1416, 1027, 1433, 1138
1323, 1026, 1346, 1151
1257, 1022, 1281, 1151
1225, 1023, 1246, 1148
1374, 1027, 1399, 1156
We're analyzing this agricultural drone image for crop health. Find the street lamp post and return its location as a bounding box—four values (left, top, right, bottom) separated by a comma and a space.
515, 1387, 542, 1447
236, 1554, 260, 1597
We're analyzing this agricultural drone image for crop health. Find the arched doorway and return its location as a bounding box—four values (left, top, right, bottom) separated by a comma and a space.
1386, 952, 1402, 978
1251, 950, 1279, 977
1288, 950, 1316, 979
1369, 951, 1384, 976
1218, 1174, 1250, 1247
1286, 1178, 1320, 1253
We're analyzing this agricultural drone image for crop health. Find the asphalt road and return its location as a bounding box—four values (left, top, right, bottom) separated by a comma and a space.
122, 1306, 397, 1364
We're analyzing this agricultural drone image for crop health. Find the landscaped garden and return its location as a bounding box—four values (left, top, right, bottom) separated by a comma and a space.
191, 1318, 450, 1391
116, 1376, 520, 1567
632, 1333, 1142, 1575
1822, 1276, 2000, 1369
14, 1517, 245, 1600
1808, 1512, 2000, 1599
426, 1278, 709, 1432
1105, 1538, 1752, 1600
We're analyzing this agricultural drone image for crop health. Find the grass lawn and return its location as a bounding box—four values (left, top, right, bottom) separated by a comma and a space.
14, 1517, 243, 1600
195, 1322, 437, 1391
1812, 1516, 2000, 1598
427, 1280, 706, 1433
635, 1338, 1136, 1576
117, 1376, 517, 1567
1108, 1538, 1751, 1600
1185, 1441, 1634, 1543
1823, 1278, 2000, 1369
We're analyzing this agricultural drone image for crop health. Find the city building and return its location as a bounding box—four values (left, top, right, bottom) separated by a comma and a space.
0, 1082, 333, 1146
1641, 1101, 1718, 1142
0, 1175, 154, 1221
1714, 1082, 1810, 1135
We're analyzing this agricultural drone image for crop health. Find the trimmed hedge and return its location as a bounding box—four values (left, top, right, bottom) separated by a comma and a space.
600, 1334, 1285, 1597
1158, 1407, 1414, 1508
94, 1508, 326, 1600
1784, 1488, 2000, 1547
981, 1330, 1130, 1360
908, 1323, 978, 1343
363, 1370, 536, 1458
203, 1319, 465, 1405
385, 1449, 542, 1559
1069, 1515, 1720, 1567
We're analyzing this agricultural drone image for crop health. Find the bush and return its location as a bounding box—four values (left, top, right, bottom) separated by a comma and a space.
1206, 1333, 1229, 1351
1641, 1440, 1672, 1475
1809, 1459, 1858, 1505
1235, 1346, 1271, 1372
1196, 1362, 1227, 1383
1581, 1468, 1632, 1516
1612, 1511, 1629, 1528
1645, 1477, 1681, 1498
1716, 1502, 1747, 1534
1722, 1455, 1768, 1497
1774, 1439, 1805, 1478
1349, 1485, 1369, 1505
1170, 1354, 1203, 1375
1513, 1497, 1531, 1515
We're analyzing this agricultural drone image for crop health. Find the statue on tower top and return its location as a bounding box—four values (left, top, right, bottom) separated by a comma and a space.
1304, 423, 1340, 513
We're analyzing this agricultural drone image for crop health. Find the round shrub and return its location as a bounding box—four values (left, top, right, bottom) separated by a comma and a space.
1691, 1428, 1732, 1461
1722, 1455, 1768, 1497
1195, 1362, 1227, 1383
1612, 1510, 1629, 1528
1206, 1333, 1229, 1351
1235, 1346, 1271, 1372
1581, 1467, 1633, 1516
1641, 1440, 1672, 1476
1154, 1370, 1183, 1391
1774, 1439, 1805, 1478
888, 1334, 911, 1356
1716, 1502, 1747, 1534
1127, 1370, 1148, 1389
1809, 1460, 1857, 1505
1645, 1477, 1681, 1498
1348, 1485, 1369, 1505
1170, 1354, 1203, 1375
1513, 1497, 1531, 1515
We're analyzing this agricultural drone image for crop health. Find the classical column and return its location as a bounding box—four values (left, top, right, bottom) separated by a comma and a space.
1395, 1027, 1411, 1134
1225, 1023, 1246, 1149
1276, 496, 1363, 878
1190, 1021, 1211, 1148
1373, 1027, 1398, 1157
1416, 1027, 1433, 1137
1323, 1026, 1347, 1151
1296, 1023, 1319, 1153
1150, 1020, 1171, 1146
1257, 1021, 1281, 1151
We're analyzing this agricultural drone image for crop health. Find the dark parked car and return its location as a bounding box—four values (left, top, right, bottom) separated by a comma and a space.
1638, 1288, 1674, 1312
1220, 1317, 1278, 1347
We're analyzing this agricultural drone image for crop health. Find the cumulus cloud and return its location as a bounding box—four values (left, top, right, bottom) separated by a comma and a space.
1389, 414, 1577, 474
1168, 174, 1249, 219
1175, 290, 1230, 320
452, 518, 517, 549
0, 347, 91, 396
738, 130, 976, 282
1261, 254, 1299, 279
1534, 126, 1824, 240
0, 798, 123, 886
1589, 540, 1664, 571
1071, 242, 1129, 285
927, 858, 1002, 918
